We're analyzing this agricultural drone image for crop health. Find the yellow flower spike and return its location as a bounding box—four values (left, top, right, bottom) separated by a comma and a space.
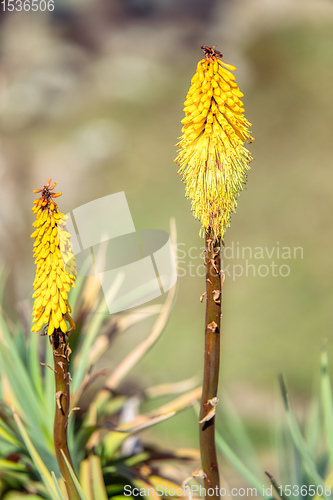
175, 45, 254, 241
31, 179, 76, 335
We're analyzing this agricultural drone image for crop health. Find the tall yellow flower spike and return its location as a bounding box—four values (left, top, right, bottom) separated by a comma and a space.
31, 179, 76, 336
176, 46, 253, 241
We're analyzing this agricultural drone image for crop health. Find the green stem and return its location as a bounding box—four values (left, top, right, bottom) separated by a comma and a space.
199, 231, 222, 499
51, 330, 80, 500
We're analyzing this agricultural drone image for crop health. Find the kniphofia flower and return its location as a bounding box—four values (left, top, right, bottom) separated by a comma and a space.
31, 179, 76, 336
176, 46, 253, 241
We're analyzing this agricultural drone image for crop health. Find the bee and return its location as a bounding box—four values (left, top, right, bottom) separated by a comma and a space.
201, 45, 223, 60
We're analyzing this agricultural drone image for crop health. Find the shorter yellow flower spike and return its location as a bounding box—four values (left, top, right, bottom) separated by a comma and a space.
31, 179, 76, 336
175, 46, 254, 241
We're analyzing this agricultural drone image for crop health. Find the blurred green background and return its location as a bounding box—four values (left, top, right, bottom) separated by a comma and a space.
1, 0, 333, 488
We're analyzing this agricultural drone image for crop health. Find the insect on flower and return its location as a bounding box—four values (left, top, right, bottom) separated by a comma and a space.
201, 45, 223, 60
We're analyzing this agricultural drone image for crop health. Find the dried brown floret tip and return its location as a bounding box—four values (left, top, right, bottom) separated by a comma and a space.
33, 179, 62, 211
33, 178, 61, 199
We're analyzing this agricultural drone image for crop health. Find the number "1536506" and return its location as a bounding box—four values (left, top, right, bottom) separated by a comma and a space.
1, 0, 54, 11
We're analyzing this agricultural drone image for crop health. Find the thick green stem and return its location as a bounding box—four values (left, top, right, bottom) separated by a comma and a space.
199, 232, 222, 499
51, 330, 80, 500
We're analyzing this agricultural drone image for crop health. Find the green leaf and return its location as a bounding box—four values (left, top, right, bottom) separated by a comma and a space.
79, 458, 93, 500
304, 398, 320, 459
215, 430, 271, 500
221, 393, 263, 478
0, 318, 52, 450
0, 420, 21, 448
0, 267, 8, 304
0, 459, 27, 472
71, 294, 111, 393
89, 454, 108, 500
3, 494, 43, 500
279, 375, 325, 490
321, 347, 333, 467
60, 449, 88, 500
28, 332, 44, 404
13, 411, 61, 500
69, 257, 96, 314
51, 471, 66, 499
43, 336, 56, 424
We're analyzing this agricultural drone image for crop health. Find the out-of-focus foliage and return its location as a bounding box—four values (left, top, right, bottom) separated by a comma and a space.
203, 348, 333, 499
0, 269, 200, 498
